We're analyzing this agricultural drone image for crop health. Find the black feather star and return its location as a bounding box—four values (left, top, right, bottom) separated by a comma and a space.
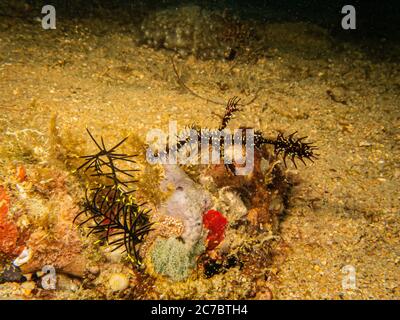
74, 129, 153, 266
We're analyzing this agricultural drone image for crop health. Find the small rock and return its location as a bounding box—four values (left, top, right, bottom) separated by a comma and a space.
268, 195, 284, 215
217, 187, 247, 221
16, 165, 27, 183
57, 274, 79, 292
255, 280, 273, 300
21, 281, 36, 296
359, 141, 373, 147
21, 223, 88, 278
108, 273, 129, 292
23, 273, 33, 281
247, 208, 260, 226
60, 255, 87, 278
104, 246, 124, 263
88, 266, 100, 276
0, 264, 26, 283
327, 87, 348, 105
246, 206, 274, 229
232, 67, 240, 74
198, 174, 217, 192
256, 288, 273, 300
13, 248, 31, 267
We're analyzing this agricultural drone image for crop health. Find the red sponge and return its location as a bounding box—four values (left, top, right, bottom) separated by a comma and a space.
203, 210, 228, 250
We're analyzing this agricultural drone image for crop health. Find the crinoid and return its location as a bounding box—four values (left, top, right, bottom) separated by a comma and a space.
74, 129, 153, 265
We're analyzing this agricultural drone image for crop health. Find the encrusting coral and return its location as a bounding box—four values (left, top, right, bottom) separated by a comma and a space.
73, 129, 153, 266
159, 165, 212, 245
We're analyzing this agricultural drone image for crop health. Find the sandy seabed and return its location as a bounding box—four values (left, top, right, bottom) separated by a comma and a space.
0, 11, 399, 300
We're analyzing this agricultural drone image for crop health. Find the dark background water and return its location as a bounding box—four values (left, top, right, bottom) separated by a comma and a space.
1, 1, 400, 43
